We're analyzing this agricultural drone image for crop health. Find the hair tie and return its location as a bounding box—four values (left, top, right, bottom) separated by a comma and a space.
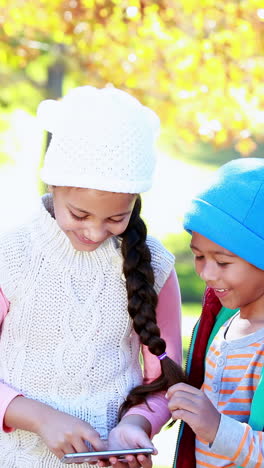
157, 352, 167, 361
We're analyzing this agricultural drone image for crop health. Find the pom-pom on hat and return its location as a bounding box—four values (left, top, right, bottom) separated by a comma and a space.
183, 158, 264, 270
37, 85, 160, 193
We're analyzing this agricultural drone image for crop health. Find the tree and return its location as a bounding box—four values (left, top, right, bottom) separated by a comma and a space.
0, 0, 264, 155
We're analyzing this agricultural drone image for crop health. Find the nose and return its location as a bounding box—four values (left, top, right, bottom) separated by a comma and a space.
82, 223, 107, 243
83, 227, 107, 243
199, 261, 219, 283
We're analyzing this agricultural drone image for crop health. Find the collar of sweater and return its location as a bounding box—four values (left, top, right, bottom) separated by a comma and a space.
29, 193, 123, 275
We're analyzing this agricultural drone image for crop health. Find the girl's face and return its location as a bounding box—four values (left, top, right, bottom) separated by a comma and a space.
191, 232, 264, 317
52, 186, 137, 252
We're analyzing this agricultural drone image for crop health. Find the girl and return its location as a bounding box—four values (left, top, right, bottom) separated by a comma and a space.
168, 157, 264, 468
0, 86, 185, 468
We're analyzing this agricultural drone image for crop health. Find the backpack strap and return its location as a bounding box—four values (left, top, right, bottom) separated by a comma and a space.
206, 306, 238, 354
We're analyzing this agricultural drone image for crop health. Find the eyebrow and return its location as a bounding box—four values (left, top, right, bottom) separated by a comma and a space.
190, 244, 236, 257
68, 203, 131, 217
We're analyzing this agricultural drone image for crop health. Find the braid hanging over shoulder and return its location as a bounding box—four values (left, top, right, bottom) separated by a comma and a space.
119, 196, 187, 418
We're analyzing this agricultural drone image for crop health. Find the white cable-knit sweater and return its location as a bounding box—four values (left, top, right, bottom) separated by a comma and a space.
0, 194, 174, 468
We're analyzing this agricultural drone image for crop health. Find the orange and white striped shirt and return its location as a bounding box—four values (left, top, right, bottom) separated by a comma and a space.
196, 315, 264, 468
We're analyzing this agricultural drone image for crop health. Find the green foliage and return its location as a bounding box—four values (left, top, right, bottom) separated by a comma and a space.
0, 151, 13, 165
182, 302, 202, 317
182, 335, 191, 364
163, 231, 204, 303
161, 138, 264, 170
181, 303, 201, 363
0, 112, 15, 165
177, 262, 204, 303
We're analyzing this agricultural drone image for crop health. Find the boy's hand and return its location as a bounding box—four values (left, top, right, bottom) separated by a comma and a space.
166, 382, 221, 445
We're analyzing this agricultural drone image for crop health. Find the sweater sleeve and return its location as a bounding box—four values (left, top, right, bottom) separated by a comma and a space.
0, 288, 22, 432
125, 269, 182, 437
210, 413, 264, 467
0, 288, 9, 323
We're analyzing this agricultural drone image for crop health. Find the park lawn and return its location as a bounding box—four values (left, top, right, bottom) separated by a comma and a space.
182, 302, 201, 317
182, 302, 200, 364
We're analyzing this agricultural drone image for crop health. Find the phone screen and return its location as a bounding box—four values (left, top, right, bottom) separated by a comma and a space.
60, 448, 154, 464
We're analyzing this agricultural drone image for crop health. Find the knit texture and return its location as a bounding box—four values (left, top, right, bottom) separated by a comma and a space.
0, 194, 174, 468
183, 157, 264, 270
38, 86, 160, 193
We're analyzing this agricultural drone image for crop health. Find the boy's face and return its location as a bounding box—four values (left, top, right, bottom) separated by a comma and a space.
52, 186, 136, 252
191, 232, 264, 316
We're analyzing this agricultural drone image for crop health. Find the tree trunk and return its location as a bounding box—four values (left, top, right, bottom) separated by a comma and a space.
39, 51, 66, 194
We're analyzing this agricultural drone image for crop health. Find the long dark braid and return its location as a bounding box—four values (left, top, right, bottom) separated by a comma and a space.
119, 195, 187, 418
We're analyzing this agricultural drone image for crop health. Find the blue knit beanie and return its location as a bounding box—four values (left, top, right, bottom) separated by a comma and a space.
183, 158, 264, 270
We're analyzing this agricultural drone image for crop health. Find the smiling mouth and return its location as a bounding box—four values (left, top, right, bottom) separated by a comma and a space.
73, 233, 99, 245
214, 288, 228, 292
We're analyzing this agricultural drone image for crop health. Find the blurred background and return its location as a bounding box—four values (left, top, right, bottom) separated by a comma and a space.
0, 0, 264, 466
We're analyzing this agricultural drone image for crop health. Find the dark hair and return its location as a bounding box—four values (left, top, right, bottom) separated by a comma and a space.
119, 195, 186, 418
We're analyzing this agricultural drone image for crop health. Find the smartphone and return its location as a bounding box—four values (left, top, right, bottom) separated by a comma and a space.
61, 448, 154, 464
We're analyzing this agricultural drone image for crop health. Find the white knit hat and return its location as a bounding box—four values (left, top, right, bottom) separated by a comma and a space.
37, 86, 160, 193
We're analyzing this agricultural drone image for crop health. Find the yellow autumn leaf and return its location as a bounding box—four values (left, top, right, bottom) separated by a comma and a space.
235, 138, 257, 156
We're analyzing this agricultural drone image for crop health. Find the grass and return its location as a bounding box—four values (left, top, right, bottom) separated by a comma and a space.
182, 302, 201, 317
182, 302, 201, 364
182, 335, 191, 363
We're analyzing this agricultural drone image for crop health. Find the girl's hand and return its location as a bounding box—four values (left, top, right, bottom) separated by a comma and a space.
166, 382, 221, 445
100, 415, 157, 468
36, 406, 107, 460
4, 395, 106, 461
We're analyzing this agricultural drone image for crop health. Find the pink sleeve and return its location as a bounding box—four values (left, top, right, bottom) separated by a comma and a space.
0, 288, 9, 323
125, 269, 182, 437
0, 288, 21, 432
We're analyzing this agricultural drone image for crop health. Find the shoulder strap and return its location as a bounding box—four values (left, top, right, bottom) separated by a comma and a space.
206, 306, 238, 354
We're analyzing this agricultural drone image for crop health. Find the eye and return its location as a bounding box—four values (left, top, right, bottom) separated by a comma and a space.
70, 211, 86, 221
217, 262, 229, 266
194, 255, 204, 261
108, 217, 125, 224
